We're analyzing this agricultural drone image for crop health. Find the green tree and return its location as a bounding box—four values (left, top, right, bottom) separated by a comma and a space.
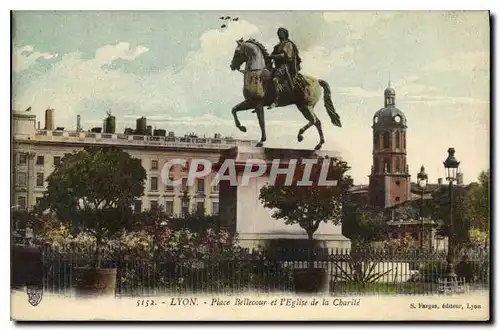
41, 146, 147, 268
428, 184, 470, 249
259, 157, 353, 241
341, 202, 389, 248
463, 169, 490, 232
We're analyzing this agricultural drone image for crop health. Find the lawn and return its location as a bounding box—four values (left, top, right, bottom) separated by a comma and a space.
331, 282, 436, 295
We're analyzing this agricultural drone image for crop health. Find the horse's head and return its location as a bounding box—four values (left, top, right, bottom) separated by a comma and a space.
230, 38, 246, 71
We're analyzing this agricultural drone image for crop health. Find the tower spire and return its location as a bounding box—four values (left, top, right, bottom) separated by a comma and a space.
388, 73, 391, 88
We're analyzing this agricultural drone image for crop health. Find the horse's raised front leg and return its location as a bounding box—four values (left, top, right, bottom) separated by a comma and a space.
231, 100, 253, 133
254, 105, 266, 147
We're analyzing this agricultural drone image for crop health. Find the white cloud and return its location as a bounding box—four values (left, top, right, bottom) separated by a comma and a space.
13, 45, 58, 73
323, 11, 397, 39
301, 45, 356, 77
94, 42, 149, 65
338, 74, 488, 106
13, 42, 152, 125
404, 95, 488, 105
13, 22, 262, 127
422, 51, 489, 74
338, 86, 381, 98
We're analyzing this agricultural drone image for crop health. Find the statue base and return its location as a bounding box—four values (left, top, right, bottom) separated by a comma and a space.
216, 146, 351, 250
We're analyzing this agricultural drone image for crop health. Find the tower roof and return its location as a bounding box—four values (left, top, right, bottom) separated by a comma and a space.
373, 106, 407, 127
384, 87, 395, 95
373, 84, 407, 128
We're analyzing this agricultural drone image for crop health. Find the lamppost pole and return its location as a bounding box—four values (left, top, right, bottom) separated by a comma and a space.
443, 147, 460, 283
417, 165, 428, 251
181, 190, 190, 217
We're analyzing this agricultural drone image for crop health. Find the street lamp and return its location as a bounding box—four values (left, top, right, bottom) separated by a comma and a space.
443, 147, 460, 285
417, 165, 428, 250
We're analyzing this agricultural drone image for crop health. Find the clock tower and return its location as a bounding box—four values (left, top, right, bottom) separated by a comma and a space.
369, 83, 411, 208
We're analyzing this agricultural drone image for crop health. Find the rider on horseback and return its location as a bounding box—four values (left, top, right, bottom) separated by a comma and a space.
268, 27, 303, 109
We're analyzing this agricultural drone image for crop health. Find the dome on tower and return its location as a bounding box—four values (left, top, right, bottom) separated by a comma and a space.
373, 106, 407, 127
384, 87, 395, 95
372, 84, 407, 127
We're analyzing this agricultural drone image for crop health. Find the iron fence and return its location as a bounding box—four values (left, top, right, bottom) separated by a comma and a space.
37, 245, 489, 297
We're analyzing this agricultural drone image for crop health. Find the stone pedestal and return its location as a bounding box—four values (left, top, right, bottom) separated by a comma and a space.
216, 146, 351, 250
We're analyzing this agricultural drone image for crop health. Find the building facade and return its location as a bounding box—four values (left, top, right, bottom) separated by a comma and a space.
12, 109, 258, 217
368, 84, 411, 208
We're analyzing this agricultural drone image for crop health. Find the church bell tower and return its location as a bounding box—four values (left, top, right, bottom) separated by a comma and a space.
368, 83, 411, 208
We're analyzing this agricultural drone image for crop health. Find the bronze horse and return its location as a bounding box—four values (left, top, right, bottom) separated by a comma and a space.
230, 38, 341, 150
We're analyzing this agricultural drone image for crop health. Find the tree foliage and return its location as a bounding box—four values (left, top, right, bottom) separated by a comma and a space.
463, 169, 490, 232
428, 184, 471, 248
259, 157, 353, 240
341, 202, 389, 246
427, 169, 490, 248
41, 146, 147, 267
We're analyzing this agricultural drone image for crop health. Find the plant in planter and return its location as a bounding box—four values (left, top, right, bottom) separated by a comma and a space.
259, 157, 352, 293
41, 146, 146, 297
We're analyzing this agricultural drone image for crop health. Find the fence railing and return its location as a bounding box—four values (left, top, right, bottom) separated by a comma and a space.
36, 246, 489, 297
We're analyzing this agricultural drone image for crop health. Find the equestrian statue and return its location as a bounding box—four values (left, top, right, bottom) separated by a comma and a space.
230, 27, 341, 150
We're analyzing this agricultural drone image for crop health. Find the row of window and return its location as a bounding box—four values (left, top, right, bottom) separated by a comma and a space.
148, 159, 205, 171
18, 154, 61, 167
16, 171, 221, 193
17, 172, 46, 187
133, 199, 219, 216
149, 176, 219, 193
15, 196, 220, 217
373, 156, 406, 174
374, 131, 405, 150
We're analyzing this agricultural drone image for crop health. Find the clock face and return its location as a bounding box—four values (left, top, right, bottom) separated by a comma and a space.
394, 115, 401, 123
374, 116, 379, 124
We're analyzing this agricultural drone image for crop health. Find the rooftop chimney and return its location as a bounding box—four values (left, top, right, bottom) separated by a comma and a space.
77, 115, 81, 132
438, 178, 443, 185
45, 108, 54, 131
457, 172, 464, 185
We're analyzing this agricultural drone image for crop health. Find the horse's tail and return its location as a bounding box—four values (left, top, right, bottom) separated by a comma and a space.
318, 79, 341, 128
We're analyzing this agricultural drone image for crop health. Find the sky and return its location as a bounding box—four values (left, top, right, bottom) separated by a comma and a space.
11, 11, 490, 185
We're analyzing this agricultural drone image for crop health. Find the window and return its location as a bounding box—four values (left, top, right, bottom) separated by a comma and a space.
181, 199, 189, 217
384, 158, 391, 173
36, 155, 44, 165
19, 154, 27, 165
36, 172, 44, 187
36, 197, 43, 205
150, 176, 158, 191
395, 157, 401, 173
395, 196, 401, 202
196, 178, 205, 193
196, 202, 205, 215
373, 132, 380, 148
134, 200, 142, 212
395, 180, 401, 186
212, 182, 219, 193
165, 177, 174, 192
54, 156, 61, 166
150, 200, 159, 210
212, 202, 219, 215
151, 160, 158, 170
165, 201, 174, 216
382, 132, 390, 149
17, 196, 27, 210
18, 172, 27, 186
181, 178, 188, 192
395, 131, 401, 149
